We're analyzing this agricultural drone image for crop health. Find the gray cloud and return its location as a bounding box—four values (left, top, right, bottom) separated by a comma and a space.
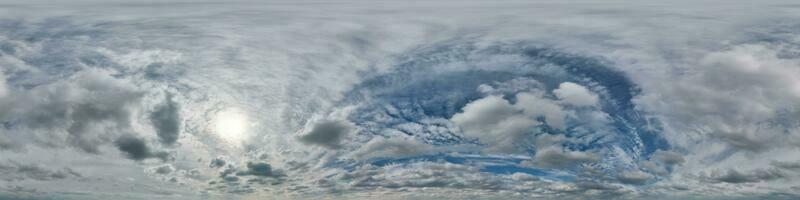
528, 146, 598, 168
652, 150, 685, 166
703, 168, 787, 184
150, 93, 181, 145
0, 69, 144, 153
209, 156, 227, 168
154, 164, 175, 174
297, 119, 353, 149
350, 136, 437, 160
113, 136, 168, 161
770, 161, 800, 171
237, 162, 275, 177
0, 161, 81, 181
616, 170, 653, 185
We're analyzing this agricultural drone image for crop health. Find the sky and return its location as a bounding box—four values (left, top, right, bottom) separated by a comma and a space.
1, 0, 800, 199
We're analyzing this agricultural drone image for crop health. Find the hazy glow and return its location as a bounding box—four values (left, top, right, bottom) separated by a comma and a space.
214, 108, 249, 143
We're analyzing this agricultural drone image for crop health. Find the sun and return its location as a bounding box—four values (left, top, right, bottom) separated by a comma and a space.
213, 108, 250, 143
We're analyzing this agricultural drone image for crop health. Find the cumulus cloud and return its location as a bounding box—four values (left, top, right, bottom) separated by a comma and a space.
636, 44, 800, 153
0, 69, 144, 153
113, 136, 169, 161
237, 162, 277, 177
528, 146, 598, 168
617, 170, 653, 185
297, 119, 354, 149
451, 93, 570, 153
209, 156, 227, 168
553, 82, 599, 107
150, 93, 181, 145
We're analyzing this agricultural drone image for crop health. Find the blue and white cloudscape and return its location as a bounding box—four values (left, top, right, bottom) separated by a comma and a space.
1, 0, 800, 199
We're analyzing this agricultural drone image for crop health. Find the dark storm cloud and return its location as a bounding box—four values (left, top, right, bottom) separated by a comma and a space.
297, 120, 353, 149
150, 93, 181, 145
113, 136, 168, 161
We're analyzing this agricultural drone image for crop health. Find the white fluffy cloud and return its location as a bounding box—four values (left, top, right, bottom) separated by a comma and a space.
553, 82, 599, 107
451, 93, 560, 153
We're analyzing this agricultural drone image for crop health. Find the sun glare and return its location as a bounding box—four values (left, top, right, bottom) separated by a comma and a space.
214, 108, 249, 144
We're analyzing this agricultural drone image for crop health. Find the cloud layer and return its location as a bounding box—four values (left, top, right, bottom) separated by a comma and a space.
1, 0, 800, 199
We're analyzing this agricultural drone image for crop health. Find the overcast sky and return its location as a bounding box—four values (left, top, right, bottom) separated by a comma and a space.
1, 1, 800, 199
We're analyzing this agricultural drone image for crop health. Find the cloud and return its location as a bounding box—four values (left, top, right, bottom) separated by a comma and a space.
113, 136, 169, 161
150, 93, 181, 145
209, 156, 227, 168
636, 44, 800, 153
770, 161, 800, 171
514, 92, 570, 130
2, 1, 800, 199
350, 136, 437, 160
332, 162, 542, 191
652, 150, 684, 166
0, 161, 81, 181
553, 82, 599, 107
702, 168, 787, 184
237, 162, 276, 177
528, 146, 598, 168
0, 69, 144, 153
617, 170, 653, 185
0, 71, 7, 98
154, 164, 175, 174
297, 119, 354, 149
450, 93, 569, 153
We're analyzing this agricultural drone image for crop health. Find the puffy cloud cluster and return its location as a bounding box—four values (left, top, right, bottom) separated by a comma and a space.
637, 44, 800, 153
553, 82, 600, 107
450, 82, 603, 158
451, 94, 556, 153
0, 69, 144, 153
